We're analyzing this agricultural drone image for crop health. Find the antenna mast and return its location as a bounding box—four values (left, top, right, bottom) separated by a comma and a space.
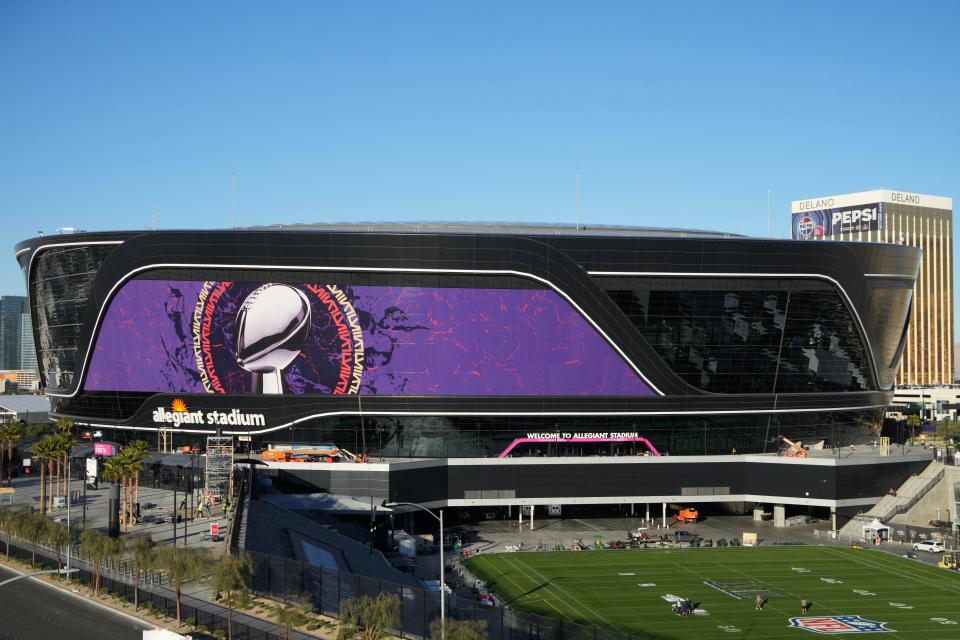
231, 173, 237, 228
575, 167, 581, 231
767, 187, 771, 237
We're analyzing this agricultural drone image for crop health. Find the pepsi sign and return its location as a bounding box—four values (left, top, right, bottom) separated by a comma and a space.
792, 203, 884, 239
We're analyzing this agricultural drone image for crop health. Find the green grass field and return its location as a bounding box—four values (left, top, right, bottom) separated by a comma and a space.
464, 546, 960, 639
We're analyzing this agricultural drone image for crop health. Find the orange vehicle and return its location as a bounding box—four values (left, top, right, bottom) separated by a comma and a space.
782, 437, 808, 458
262, 449, 295, 462
673, 507, 699, 524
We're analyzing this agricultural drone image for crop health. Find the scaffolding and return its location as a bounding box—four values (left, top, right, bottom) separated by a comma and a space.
205, 435, 235, 501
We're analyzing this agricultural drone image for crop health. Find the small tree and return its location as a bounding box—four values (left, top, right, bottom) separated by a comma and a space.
42, 519, 72, 578
338, 592, 400, 640
906, 414, 922, 443
211, 552, 253, 640
127, 534, 156, 610
429, 618, 488, 640
276, 593, 314, 640
13, 507, 45, 566
156, 544, 210, 627
80, 528, 122, 594
0, 507, 13, 559
935, 418, 957, 446
101, 456, 126, 532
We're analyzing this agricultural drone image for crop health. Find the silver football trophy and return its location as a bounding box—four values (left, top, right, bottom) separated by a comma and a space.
235, 284, 311, 394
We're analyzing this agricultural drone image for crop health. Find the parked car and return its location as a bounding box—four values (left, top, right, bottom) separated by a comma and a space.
672, 530, 701, 543
913, 539, 945, 553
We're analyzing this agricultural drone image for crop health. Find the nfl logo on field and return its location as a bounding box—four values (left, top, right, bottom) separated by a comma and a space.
789, 616, 894, 634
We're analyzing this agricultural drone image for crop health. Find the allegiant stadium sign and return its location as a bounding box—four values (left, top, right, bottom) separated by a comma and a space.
151, 399, 266, 428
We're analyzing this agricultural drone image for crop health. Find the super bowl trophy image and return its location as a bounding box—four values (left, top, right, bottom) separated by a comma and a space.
235, 283, 312, 394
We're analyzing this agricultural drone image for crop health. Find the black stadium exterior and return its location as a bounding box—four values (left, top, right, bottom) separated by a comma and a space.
15, 224, 930, 517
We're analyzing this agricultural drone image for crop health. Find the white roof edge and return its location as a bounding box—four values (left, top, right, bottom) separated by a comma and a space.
791, 189, 952, 213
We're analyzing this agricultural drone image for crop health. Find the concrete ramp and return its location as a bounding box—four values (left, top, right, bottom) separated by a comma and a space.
838, 461, 945, 538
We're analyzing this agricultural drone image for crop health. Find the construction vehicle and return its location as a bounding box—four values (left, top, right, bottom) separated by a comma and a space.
673, 506, 699, 524
938, 552, 958, 571
262, 443, 367, 463
781, 437, 808, 458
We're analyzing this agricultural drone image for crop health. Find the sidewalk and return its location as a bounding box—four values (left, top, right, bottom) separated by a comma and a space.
6, 472, 229, 550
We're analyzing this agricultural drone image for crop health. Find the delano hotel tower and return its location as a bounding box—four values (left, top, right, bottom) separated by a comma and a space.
792, 189, 954, 386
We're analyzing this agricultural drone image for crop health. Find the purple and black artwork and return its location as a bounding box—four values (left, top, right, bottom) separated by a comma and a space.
84, 279, 653, 397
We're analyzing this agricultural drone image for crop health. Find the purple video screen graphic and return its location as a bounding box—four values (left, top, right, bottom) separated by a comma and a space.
84, 279, 653, 396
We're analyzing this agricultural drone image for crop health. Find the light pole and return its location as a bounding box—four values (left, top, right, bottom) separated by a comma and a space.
383, 501, 445, 640
65, 455, 71, 580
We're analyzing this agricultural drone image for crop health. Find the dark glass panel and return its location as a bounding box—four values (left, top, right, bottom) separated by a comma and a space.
30, 244, 117, 389
597, 277, 875, 393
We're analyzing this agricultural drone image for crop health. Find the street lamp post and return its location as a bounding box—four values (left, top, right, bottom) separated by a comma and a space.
65, 456, 71, 580
383, 501, 445, 640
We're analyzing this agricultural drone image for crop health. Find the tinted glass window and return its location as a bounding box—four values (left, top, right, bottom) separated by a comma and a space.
596, 277, 874, 393
31, 244, 117, 389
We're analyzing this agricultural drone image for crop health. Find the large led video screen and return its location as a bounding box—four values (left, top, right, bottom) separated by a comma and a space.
84, 280, 653, 396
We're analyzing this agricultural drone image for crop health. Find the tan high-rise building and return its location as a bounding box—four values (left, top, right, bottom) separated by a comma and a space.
791, 189, 953, 386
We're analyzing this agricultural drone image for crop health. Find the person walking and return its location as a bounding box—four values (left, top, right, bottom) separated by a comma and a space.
800, 597, 809, 614
755, 592, 763, 611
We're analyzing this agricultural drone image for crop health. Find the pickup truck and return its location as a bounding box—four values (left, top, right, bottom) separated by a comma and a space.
913, 539, 945, 553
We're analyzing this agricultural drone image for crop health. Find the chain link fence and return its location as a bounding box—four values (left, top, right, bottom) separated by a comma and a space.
246, 548, 654, 640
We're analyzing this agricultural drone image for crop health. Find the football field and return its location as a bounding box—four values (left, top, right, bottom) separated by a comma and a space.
464, 546, 960, 639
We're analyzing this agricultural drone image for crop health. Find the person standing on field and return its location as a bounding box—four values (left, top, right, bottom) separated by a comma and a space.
755, 592, 763, 611
801, 597, 809, 614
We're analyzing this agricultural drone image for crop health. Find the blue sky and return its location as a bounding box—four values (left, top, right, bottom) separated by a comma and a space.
1, 2, 958, 300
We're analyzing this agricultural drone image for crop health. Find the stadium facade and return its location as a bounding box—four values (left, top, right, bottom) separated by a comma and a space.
16, 223, 920, 458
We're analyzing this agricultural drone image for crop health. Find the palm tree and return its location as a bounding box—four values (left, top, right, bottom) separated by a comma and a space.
121, 449, 143, 528
33, 436, 57, 516
906, 414, 922, 444
126, 534, 156, 610
101, 456, 126, 532
125, 440, 151, 513
0, 422, 24, 487
155, 545, 210, 627
211, 552, 253, 640
55, 430, 76, 501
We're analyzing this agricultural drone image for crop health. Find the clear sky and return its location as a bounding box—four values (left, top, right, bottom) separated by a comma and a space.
1, 2, 958, 299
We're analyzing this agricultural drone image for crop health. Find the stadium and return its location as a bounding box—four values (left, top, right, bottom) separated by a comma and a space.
14, 224, 931, 520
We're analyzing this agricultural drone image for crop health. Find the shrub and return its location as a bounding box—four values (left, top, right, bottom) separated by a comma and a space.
185, 617, 197, 628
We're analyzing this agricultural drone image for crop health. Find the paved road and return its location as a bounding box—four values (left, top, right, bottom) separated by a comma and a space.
0, 566, 150, 640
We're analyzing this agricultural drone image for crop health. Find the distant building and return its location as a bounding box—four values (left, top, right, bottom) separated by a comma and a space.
19, 312, 37, 372
0, 296, 32, 372
0, 370, 39, 394
0, 394, 49, 424
791, 189, 954, 386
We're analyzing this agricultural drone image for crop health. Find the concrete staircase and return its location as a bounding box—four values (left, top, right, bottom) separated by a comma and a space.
839, 461, 945, 538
